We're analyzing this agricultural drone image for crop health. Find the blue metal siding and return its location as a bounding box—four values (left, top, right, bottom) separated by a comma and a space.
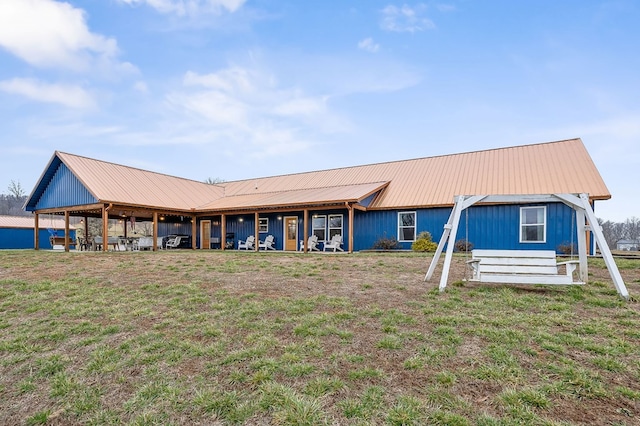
354, 202, 576, 253
34, 163, 97, 210
0, 228, 76, 249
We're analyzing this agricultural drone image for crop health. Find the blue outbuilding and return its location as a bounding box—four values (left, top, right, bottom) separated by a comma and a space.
0, 215, 75, 250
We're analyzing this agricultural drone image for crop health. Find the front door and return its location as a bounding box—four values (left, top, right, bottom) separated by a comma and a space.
284, 217, 298, 251
201, 220, 211, 249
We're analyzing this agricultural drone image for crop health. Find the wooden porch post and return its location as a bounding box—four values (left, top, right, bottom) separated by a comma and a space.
254, 212, 259, 251
64, 211, 70, 252
102, 206, 109, 252
348, 204, 354, 254
192, 215, 197, 249
34, 213, 39, 250
153, 212, 158, 251
303, 209, 309, 253
221, 214, 226, 251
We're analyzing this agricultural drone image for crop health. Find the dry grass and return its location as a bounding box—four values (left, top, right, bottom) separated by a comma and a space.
0, 249, 639, 425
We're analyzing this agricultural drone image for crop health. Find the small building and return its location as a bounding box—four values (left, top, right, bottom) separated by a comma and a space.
0, 215, 75, 250
616, 239, 639, 251
23, 138, 611, 254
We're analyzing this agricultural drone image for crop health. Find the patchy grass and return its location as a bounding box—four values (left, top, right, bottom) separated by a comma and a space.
0, 250, 639, 425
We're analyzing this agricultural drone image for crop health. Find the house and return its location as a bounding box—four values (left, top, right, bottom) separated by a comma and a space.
0, 215, 75, 249
23, 138, 610, 253
616, 240, 639, 251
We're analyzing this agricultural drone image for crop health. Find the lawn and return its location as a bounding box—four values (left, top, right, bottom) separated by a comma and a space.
0, 250, 639, 425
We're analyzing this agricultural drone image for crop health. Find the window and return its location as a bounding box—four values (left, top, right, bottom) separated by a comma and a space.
259, 217, 268, 233
312, 215, 326, 240
520, 206, 546, 243
328, 214, 343, 239
398, 212, 416, 241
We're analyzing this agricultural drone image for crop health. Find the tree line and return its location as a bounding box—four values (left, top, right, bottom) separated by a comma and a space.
0, 181, 28, 217
599, 217, 640, 250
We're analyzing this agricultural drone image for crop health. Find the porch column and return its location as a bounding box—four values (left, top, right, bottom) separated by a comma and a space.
303, 209, 309, 253
348, 204, 354, 253
64, 211, 70, 252
221, 214, 226, 251
34, 213, 39, 250
102, 206, 109, 252
84, 215, 89, 250
153, 212, 158, 251
254, 212, 259, 251
192, 215, 197, 249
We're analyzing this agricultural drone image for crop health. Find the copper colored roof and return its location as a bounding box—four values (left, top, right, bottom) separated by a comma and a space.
219, 138, 610, 209
0, 215, 73, 229
34, 138, 609, 212
57, 152, 224, 211
197, 182, 389, 211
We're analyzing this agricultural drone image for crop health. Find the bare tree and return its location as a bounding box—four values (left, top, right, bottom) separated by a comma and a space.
205, 177, 225, 185
598, 218, 626, 249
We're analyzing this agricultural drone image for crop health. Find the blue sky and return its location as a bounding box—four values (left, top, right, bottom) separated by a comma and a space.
0, 0, 638, 221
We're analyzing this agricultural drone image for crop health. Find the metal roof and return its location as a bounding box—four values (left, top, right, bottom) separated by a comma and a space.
56, 152, 224, 210
27, 138, 610, 213
0, 215, 74, 230
197, 181, 389, 211
220, 138, 610, 209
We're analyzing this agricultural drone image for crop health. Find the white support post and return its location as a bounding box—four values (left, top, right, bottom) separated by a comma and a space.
579, 194, 629, 300
575, 208, 588, 283
437, 196, 465, 292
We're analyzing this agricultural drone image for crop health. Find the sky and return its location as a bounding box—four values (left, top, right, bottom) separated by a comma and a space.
0, 0, 638, 222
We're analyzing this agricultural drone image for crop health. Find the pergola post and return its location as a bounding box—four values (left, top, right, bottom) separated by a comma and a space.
102, 206, 109, 252
64, 211, 70, 252
34, 213, 40, 250
254, 212, 260, 251
221, 214, 226, 251
192, 215, 197, 249
303, 209, 309, 253
153, 212, 158, 251
347, 203, 354, 253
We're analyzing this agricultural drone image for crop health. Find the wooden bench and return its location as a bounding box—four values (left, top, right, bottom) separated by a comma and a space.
466, 249, 583, 285
49, 236, 76, 248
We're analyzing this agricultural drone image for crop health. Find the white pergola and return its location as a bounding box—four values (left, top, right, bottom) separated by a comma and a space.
425, 193, 629, 300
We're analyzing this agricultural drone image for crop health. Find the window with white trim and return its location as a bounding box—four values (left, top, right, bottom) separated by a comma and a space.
398, 212, 416, 241
312, 215, 326, 240
520, 206, 546, 243
259, 217, 268, 233
328, 214, 343, 239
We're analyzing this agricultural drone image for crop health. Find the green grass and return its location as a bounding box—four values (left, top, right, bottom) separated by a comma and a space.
0, 250, 638, 425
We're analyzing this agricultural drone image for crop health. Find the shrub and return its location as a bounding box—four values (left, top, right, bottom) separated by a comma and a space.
372, 236, 401, 250
454, 239, 473, 252
557, 241, 577, 255
412, 231, 438, 252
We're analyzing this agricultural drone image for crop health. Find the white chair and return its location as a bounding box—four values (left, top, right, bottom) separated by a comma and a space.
323, 234, 344, 252
165, 236, 182, 249
299, 235, 320, 251
259, 235, 276, 250
238, 235, 255, 250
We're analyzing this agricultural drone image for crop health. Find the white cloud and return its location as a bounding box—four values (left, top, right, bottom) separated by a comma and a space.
0, 0, 131, 73
358, 37, 380, 53
0, 78, 95, 109
380, 4, 435, 33
133, 81, 149, 93
118, 0, 246, 16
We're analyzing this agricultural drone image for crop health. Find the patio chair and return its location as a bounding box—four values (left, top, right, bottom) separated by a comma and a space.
165, 236, 182, 249
299, 235, 320, 251
259, 235, 276, 250
238, 235, 255, 250
323, 234, 344, 252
